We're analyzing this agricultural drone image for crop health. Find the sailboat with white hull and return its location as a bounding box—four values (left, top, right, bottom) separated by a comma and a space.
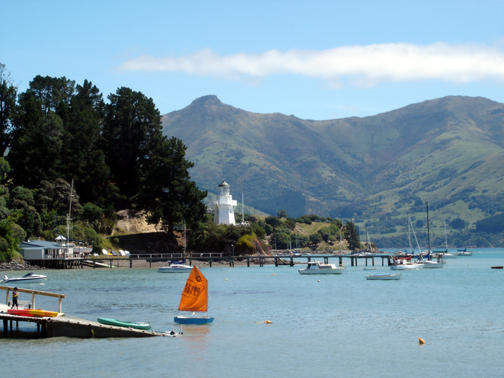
422, 203, 444, 269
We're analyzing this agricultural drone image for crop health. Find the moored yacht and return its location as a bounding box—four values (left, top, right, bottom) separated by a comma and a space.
298, 261, 344, 275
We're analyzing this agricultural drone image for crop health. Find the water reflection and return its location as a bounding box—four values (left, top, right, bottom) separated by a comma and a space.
179, 324, 210, 354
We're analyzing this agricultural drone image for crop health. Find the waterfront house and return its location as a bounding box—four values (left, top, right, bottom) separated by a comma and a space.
20, 238, 92, 261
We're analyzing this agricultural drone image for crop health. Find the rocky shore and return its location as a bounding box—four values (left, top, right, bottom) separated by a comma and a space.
0, 261, 42, 271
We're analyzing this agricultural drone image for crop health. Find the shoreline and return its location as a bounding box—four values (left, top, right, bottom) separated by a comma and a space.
0, 252, 354, 271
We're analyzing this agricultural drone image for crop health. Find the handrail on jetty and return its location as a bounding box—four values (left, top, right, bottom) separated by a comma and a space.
0, 286, 65, 313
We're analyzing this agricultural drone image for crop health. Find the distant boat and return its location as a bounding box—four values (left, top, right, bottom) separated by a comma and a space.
457, 248, 473, 256
2, 272, 47, 283
390, 261, 423, 270
97, 317, 151, 330
422, 260, 444, 269
390, 257, 423, 270
366, 273, 401, 280
174, 266, 214, 324
158, 263, 192, 273
491, 266, 503, 270
298, 261, 344, 275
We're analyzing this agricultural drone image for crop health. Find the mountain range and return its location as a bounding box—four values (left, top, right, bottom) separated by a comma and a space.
161, 95, 504, 244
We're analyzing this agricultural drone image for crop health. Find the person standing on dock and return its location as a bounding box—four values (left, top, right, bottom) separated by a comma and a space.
11, 287, 19, 309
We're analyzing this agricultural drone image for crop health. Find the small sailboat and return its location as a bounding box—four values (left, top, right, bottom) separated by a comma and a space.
174, 266, 214, 325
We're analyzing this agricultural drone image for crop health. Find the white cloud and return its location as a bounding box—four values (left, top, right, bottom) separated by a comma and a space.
118, 43, 504, 85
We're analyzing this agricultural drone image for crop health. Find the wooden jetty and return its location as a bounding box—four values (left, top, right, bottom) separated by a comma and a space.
0, 286, 162, 338
24, 251, 440, 269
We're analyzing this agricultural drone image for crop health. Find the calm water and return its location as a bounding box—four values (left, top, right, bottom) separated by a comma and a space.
2, 249, 504, 377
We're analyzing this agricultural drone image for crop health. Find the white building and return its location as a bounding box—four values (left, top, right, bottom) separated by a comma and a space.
214, 180, 237, 225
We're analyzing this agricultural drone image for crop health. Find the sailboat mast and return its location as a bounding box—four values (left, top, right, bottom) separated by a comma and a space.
426, 201, 431, 253
241, 192, 244, 224
407, 217, 413, 251
66, 179, 74, 245
444, 219, 448, 251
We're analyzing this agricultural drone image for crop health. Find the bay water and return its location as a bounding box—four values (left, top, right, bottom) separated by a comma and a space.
2, 248, 504, 377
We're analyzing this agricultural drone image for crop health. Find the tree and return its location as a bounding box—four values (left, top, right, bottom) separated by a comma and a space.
61, 80, 111, 206
134, 136, 207, 236
8, 186, 41, 238
449, 217, 467, 230
9, 76, 73, 187
103, 87, 164, 208
0, 63, 17, 156
309, 232, 323, 246
277, 209, 287, 218
344, 221, 360, 251
265, 216, 282, 228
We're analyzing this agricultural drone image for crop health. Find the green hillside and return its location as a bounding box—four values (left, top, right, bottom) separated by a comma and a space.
162, 95, 504, 246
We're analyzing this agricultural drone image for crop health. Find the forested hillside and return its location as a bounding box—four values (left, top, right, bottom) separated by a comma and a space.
0, 64, 206, 260
162, 95, 504, 246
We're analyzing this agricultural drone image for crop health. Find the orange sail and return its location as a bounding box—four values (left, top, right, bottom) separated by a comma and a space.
178, 266, 208, 312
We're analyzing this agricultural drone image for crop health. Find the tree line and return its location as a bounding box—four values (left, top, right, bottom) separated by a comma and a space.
0, 64, 206, 261
0, 63, 360, 261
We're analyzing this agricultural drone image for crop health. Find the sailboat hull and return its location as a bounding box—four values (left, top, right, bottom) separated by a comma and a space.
174, 315, 214, 324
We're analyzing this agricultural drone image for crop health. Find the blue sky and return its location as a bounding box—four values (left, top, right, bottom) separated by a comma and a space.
2, 0, 504, 119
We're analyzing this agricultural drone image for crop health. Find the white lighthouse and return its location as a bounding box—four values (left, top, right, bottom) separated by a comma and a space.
214, 180, 237, 225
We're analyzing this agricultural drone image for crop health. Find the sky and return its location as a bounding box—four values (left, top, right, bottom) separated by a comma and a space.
2, 0, 504, 120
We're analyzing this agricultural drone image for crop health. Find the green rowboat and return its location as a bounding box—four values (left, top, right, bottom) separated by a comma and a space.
97, 317, 151, 330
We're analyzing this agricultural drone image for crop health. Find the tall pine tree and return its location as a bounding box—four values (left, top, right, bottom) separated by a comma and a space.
135, 136, 207, 235
103, 87, 163, 208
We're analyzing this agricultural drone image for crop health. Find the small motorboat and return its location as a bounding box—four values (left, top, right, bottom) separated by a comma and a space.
491, 266, 503, 270
97, 317, 151, 330
2, 272, 47, 283
457, 249, 473, 256
158, 263, 192, 273
366, 273, 401, 280
390, 257, 423, 270
390, 262, 423, 270
298, 261, 344, 275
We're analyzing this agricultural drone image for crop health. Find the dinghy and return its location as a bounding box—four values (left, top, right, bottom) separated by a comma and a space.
174, 266, 214, 324
97, 317, 151, 330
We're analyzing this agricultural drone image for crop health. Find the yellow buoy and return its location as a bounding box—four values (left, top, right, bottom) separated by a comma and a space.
264, 320, 272, 324
418, 337, 425, 345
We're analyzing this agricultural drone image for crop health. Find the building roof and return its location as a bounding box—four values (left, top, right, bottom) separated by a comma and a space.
21, 240, 64, 248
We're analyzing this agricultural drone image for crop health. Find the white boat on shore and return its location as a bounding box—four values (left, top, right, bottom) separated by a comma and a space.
298, 261, 344, 275
2, 272, 47, 283
366, 273, 401, 280
158, 263, 193, 273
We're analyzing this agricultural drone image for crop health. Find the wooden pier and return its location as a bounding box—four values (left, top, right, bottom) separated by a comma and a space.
23, 252, 440, 269
0, 286, 162, 339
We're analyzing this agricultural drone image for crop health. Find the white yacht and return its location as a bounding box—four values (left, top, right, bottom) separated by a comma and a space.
158, 263, 192, 273
298, 261, 344, 275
